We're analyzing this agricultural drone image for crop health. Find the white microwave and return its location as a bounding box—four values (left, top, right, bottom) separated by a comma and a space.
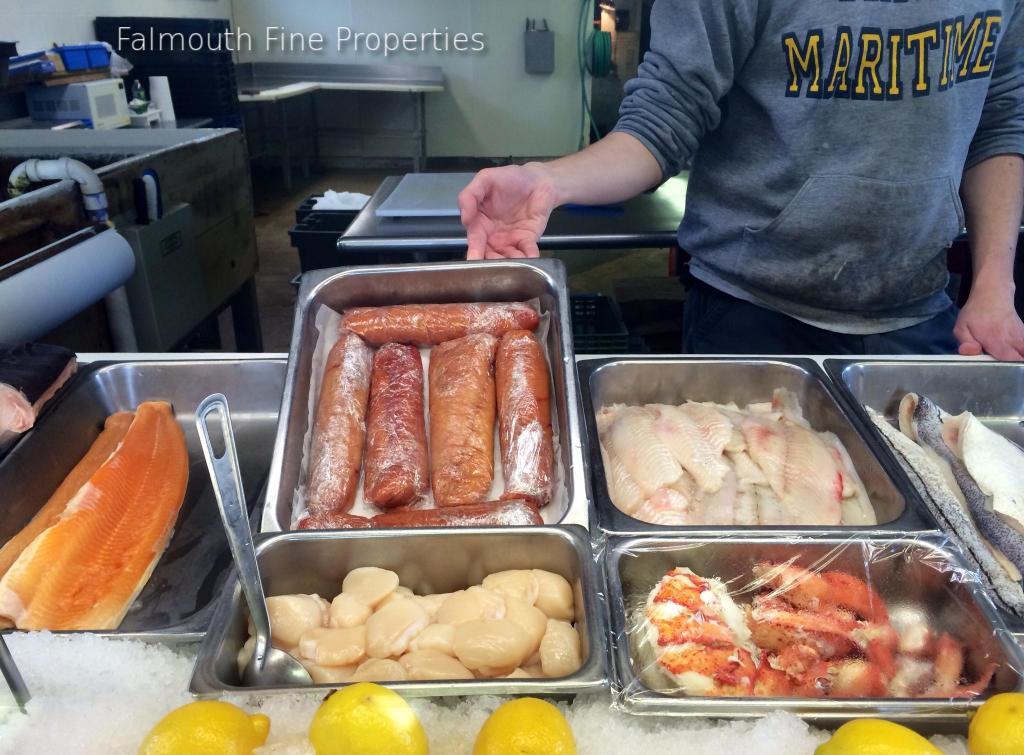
26, 78, 131, 130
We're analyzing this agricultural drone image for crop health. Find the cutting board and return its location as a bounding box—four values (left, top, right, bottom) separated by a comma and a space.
375, 172, 475, 218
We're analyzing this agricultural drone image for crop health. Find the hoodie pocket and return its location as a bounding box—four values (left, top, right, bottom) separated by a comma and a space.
740, 175, 963, 312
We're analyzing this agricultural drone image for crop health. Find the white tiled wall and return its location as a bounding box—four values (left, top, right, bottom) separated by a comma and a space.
232, 0, 590, 158
5, 0, 233, 54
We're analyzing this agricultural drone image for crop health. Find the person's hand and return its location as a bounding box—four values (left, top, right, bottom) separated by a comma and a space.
954, 282, 1024, 360
458, 163, 560, 260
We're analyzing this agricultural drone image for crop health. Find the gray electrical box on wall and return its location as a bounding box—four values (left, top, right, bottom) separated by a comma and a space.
120, 203, 207, 350
524, 19, 554, 74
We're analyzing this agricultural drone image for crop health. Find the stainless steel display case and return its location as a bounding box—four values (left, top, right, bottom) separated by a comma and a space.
578, 357, 932, 534
262, 259, 589, 531
191, 525, 606, 696
0, 359, 286, 642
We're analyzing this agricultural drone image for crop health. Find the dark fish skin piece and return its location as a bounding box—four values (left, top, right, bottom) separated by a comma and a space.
908, 394, 1024, 578
0, 343, 76, 405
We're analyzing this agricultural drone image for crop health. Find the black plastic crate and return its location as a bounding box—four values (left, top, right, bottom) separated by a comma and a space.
570, 293, 631, 354
290, 213, 462, 272
294, 195, 366, 224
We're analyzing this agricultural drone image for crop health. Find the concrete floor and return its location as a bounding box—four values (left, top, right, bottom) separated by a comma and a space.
249, 167, 683, 353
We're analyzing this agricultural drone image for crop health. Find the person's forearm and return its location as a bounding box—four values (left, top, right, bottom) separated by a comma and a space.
530, 132, 664, 207
962, 154, 1024, 297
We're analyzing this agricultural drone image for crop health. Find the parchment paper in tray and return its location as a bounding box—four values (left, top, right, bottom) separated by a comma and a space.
290, 300, 566, 527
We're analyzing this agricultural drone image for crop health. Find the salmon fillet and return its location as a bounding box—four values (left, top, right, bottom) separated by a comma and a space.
0, 402, 188, 630
0, 412, 134, 580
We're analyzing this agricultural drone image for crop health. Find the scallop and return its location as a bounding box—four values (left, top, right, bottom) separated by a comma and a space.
482, 570, 540, 606
399, 649, 474, 680
342, 567, 400, 607
351, 658, 408, 682
236, 636, 255, 678
329, 592, 371, 628
452, 619, 533, 672
297, 625, 366, 667
503, 597, 547, 657
436, 587, 506, 626
504, 667, 531, 679
477, 663, 519, 678
412, 593, 450, 620
300, 659, 357, 684
410, 623, 456, 656
378, 585, 416, 607
365, 598, 430, 659
539, 619, 582, 678
521, 662, 545, 678
266, 594, 328, 647
533, 570, 574, 621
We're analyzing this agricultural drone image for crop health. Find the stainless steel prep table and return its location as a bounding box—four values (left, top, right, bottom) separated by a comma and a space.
236, 62, 445, 188
335, 174, 687, 263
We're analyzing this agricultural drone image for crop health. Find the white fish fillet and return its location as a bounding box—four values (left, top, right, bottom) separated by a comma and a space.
691, 469, 738, 525
634, 487, 695, 526
727, 449, 768, 487
735, 484, 759, 525
820, 431, 877, 525
678, 402, 735, 452
604, 406, 682, 495
771, 388, 811, 428
648, 403, 730, 493
953, 413, 1024, 534
596, 393, 870, 528
600, 445, 645, 515
741, 416, 843, 525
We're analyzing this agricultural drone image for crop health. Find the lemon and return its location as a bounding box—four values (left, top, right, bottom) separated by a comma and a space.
472, 697, 575, 755
969, 692, 1024, 755
138, 700, 270, 755
815, 720, 942, 755
308, 682, 427, 755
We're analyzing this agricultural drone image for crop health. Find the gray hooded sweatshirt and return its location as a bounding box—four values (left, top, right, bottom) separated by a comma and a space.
615, 0, 1024, 333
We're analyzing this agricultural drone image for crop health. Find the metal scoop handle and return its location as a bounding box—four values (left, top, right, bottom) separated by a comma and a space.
0, 634, 29, 712
195, 394, 273, 672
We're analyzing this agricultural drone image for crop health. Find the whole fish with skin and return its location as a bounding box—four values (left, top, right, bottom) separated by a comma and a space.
867, 406, 1024, 616
900, 394, 1024, 582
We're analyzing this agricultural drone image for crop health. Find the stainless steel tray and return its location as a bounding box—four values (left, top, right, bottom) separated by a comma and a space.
605, 534, 1024, 727
826, 359, 1024, 445
578, 357, 932, 535
263, 259, 589, 530
0, 359, 286, 642
826, 358, 1024, 633
191, 525, 607, 695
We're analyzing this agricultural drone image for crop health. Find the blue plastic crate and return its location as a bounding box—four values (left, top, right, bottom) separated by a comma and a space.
54, 44, 110, 71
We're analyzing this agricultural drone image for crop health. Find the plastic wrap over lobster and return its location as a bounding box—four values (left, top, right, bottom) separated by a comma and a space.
606, 534, 1024, 722
341, 302, 540, 347
496, 330, 554, 507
